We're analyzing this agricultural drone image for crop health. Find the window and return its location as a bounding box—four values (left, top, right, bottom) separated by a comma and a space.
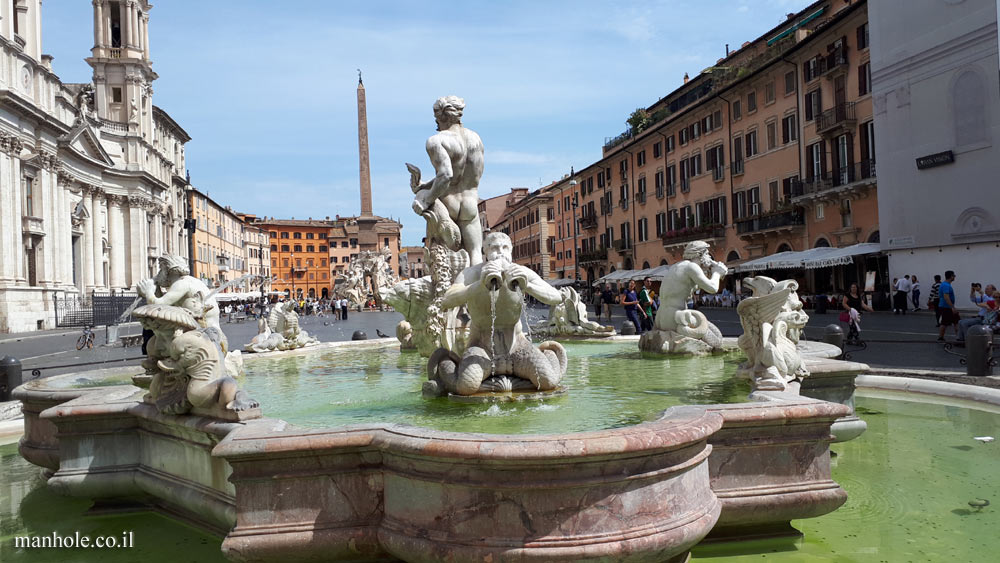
701, 114, 712, 133
732, 136, 744, 172
713, 109, 722, 130
666, 164, 677, 196
653, 142, 662, 159
706, 145, 724, 179
804, 57, 819, 82
744, 131, 758, 158
548, 206, 555, 221
747, 91, 757, 113
280, 244, 290, 252
269, 231, 277, 238
784, 71, 796, 95
637, 177, 647, 200
808, 141, 825, 180
331, 256, 338, 263
597, 171, 605, 188
679, 127, 689, 145
637, 150, 646, 167
341, 241, 348, 248
781, 114, 798, 144
319, 233, 327, 239
680, 159, 691, 192
22, 172, 34, 217
765, 81, 775, 104
858, 61, 871, 96
306, 245, 314, 252
666, 135, 675, 152
306, 233, 315, 239
655, 170, 665, 198
860, 120, 876, 174
691, 122, 701, 140
282, 258, 289, 267
841, 199, 852, 228
816, 202, 825, 220
293, 244, 302, 252
769, 180, 780, 210
691, 152, 702, 176
319, 245, 327, 252
293, 232, 302, 239
307, 259, 314, 267
112, 87, 122, 103
696, 197, 727, 225
655, 212, 667, 237
857, 22, 869, 50
732, 100, 742, 120
766, 122, 777, 150
281, 232, 289, 239
804, 89, 821, 121
270, 244, 277, 251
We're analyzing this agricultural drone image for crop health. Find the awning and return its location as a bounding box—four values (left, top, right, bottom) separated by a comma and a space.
800, 242, 882, 269
547, 278, 577, 288
767, 6, 826, 46
733, 243, 882, 273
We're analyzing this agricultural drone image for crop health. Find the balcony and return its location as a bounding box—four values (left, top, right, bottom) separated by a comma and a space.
730, 160, 745, 176
680, 178, 690, 193
637, 191, 647, 204
662, 225, 727, 247
793, 160, 877, 202
816, 102, 856, 135
22, 216, 44, 236
613, 239, 633, 253
736, 209, 805, 235
580, 215, 599, 230
109, 48, 122, 59
656, 186, 665, 199
821, 47, 848, 78
619, 199, 629, 210
667, 184, 677, 197
712, 166, 725, 182
579, 247, 608, 264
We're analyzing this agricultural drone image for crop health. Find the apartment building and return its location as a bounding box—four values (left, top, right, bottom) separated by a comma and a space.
478, 189, 529, 235
236, 213, 271, 294
399, 246, 426, 279
260, 219, 333, 300
561, 0, 879, 292
493, 188, 555, 278
187, 190, 249, 291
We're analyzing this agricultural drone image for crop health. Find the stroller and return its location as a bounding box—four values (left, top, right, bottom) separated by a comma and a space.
841, 307, 863, 345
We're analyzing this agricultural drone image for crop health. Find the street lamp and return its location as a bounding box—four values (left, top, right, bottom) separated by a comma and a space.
569, 168, 579, 282
290, 253, 296, 301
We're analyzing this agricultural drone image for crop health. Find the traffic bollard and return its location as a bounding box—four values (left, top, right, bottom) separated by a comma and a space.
824, 324, 844, 352
966, 325, 994, 377
0, 355, 23, 401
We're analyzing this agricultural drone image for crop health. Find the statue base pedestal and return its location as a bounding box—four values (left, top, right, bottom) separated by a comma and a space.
640, 330, 716, 356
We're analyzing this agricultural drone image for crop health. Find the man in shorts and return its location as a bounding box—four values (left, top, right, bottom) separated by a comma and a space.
937, 270, 958, 342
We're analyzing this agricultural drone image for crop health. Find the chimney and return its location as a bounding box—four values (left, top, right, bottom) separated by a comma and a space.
725, 43, 729, 56
683, 72, 690, 84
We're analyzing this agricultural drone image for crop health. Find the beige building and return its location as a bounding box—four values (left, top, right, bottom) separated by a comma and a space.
187, 190, 249, 291
493, 188, 555, 278
399, 246, 426, 279
236, 213, 271, 294
0, 0, 192, 332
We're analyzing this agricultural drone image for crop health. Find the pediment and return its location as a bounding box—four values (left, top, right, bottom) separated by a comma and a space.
59, 122, 116, 167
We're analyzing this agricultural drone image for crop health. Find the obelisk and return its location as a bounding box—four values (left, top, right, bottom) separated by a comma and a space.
356, 71, 378, 250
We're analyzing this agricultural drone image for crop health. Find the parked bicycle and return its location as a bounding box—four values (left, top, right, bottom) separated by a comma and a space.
76, 326, 95, 350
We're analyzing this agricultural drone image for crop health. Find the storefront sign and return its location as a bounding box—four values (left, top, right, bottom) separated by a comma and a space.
915, 150, 954, 170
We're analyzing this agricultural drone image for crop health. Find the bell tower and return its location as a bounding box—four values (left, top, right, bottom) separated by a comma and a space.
87, 0, 158, 134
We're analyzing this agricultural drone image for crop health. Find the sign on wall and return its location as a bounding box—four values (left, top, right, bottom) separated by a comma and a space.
915, 150, 955, 170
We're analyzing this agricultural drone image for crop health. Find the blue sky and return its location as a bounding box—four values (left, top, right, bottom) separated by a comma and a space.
42, 0, 808, 245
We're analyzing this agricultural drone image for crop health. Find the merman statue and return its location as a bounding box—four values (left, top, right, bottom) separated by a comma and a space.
425, 232, 567, 396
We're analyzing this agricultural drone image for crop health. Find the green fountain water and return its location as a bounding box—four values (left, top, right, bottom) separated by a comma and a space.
239, 341, 749, 434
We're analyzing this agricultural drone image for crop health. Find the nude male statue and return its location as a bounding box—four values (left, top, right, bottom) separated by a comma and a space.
410, 95, 485, 265
649, 240, 728, 350
428, 232, 567, 395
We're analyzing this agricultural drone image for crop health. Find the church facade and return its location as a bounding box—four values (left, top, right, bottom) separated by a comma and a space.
0, 1, 191, 332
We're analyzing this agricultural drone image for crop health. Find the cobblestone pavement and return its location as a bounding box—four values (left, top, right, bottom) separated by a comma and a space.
0, 304, 989, 379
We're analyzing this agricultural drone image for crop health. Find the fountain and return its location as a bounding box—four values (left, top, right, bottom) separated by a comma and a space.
335, 245, 398, 310
533, 286, 616, 338
243, 300, 319, 352
9, 97, 881, 563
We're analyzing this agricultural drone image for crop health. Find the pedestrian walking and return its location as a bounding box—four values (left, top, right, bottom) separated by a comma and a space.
840, 282, 873, 344
601, 283, 615, 323
937, 270, 959, 341
910, 275, 921, 311
621, 280, 646, 334
893, 275, 912, 314
340, 298, 349, 320
638, 277, 657, 332
928, 274, 942, 326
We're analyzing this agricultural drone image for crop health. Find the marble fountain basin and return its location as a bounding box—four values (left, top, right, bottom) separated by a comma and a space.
12, 338, 862, 562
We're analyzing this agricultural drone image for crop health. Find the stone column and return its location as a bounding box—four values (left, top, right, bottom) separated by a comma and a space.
121, 1, 132, 48
93, 0, 103, 48
143, 14, 150, 60
127, 196, 147, 287
91, 190, 104, 288
132, 4, 141, 51
0, 152, 17, 282
108, 195, 126, 289
82, 188, 95, 290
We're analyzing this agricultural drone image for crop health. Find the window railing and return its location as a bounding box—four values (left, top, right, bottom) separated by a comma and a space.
731, 160, 744, 175
619, 198, 629, 210
735, 210, 805, 234
637, 191, 646, 204
579, 247, 608, 263
662, 225, 727, 245
109, 48, 122, 59
579, 215, 599, 229
816, 102, 856, 133
821, 47, 848, 76
712, 166, 724, 182
613, 239, 632, 252
656, 185, 665, 199
680, 178, 690, 193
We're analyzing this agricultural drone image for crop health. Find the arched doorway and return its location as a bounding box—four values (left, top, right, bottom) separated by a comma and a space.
659, 259, 668, 266
321, 287, 329, 299
308, 288, 316, 299
587, 267, 595, 285
867, 230, 880, 243
777, 243, 792, 253
814, 238, 831, 248
624, 258, 633, 270
726, 250, 740, 263
599, 268, 605, 279
642, 261, 650, 269
284, 289, 291, 298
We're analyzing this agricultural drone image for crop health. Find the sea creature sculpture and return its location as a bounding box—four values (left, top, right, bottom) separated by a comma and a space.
534, 286, 615, 337
244, 301, 318, 352
736, 276, 810, 391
